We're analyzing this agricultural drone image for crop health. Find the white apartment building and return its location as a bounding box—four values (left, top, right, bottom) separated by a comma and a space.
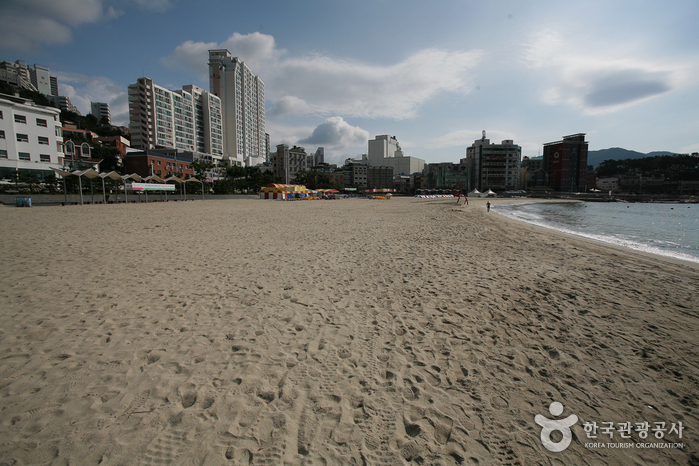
208, 49, 266, 167
0, 94, 63, 180
128, 78, 223, 161
90, 101, 111, 125
183, 85, 224, 163
465, 131, 521, 191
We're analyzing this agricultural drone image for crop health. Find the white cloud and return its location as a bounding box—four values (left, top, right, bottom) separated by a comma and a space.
163, 32, 483, 120
55, 71, 128, 125
0, 0, 117, 51
430, 129, 514, 149
522, 28, 694, 114
299, 117, 370, 149
162, 32, 285, 80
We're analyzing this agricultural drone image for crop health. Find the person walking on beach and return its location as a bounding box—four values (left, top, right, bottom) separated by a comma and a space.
486, 201, 491, 212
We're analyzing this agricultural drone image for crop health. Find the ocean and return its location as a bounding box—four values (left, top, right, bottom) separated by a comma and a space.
491, 201, 699, 264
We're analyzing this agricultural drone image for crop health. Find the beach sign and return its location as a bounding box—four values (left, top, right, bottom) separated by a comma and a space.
127, 182, 176, 191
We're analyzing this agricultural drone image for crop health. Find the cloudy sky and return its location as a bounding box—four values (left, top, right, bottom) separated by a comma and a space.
1, 0, 697, 164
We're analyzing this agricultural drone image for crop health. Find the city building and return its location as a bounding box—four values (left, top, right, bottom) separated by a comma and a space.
542, 133, 589, 192
122, 150, 194, 179
465, 131, 521, 191
596, 177, 619, 193
49, 95, 80, 115
0, 93, 63, 181
367, 135, 425, 175
307, 147, 324, 167
95, 135, 130, 156
183, 85, 224, 164
0, 61, 34, 91
273, 144, 307, 183
208, 49, 266, 167
28, 64, 58, 96
367, 166, 394, 189
344, 162, 368, 187
1, 61, 59, 96
521, 155, 547, 189
425, 162, 472, 190
90, 102, 111, 125
128, 78, 223, 163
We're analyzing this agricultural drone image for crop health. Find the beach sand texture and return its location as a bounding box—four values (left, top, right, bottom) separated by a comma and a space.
0, 197, 697, 465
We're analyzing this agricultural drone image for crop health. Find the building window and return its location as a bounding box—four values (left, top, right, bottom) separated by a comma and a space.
18, 152, 30, 161
36, 118, 47, 127
38, 136, 49, 145
40, 154, 51, 162
17, 134, 29, 143
0, 111, 3, 119
15, 115, 26, 124
0, 150, 7, 158
0, 130, 4, 139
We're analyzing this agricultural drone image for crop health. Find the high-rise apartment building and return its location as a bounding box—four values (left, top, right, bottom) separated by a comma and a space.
90, 102, 111, 125
208, 49, 265, 167
465, 131, 521, 191
128, 78, 223, 162
542, 134, 588, 192
183, 85, 223, 161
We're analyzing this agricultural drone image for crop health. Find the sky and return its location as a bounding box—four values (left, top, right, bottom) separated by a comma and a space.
1, 0, 698, 165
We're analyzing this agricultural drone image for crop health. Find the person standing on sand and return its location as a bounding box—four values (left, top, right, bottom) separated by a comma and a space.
486, 201, 491, 212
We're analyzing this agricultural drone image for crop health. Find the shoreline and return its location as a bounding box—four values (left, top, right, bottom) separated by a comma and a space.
1, 197, 697, 464
473, 197, 699, 270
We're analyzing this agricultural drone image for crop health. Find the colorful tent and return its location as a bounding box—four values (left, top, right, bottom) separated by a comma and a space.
259, 183, 309, 199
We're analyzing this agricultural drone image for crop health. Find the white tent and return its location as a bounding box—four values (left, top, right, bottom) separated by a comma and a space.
467, 189, 481, 198
482, 189, 497, 198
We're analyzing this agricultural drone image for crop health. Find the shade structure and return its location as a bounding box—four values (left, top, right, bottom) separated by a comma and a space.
259, 191, 287, 199
467, 189, 481, 198
259, 183, 309, 199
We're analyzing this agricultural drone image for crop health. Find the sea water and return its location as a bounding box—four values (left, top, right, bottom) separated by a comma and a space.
491, 201, 699, 264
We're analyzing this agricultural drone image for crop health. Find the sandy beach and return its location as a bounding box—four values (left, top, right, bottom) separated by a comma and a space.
1, 197, 697, 465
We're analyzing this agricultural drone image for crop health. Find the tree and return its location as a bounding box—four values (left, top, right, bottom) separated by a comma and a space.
191, 160, 216, 180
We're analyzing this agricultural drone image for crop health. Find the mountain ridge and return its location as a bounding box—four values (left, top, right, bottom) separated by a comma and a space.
587, 148, 675, 168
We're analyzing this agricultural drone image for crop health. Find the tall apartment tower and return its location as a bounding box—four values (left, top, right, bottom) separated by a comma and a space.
465, 131, 521, 191
183, 85, 224, 160
542, 133, 588, 192
128, 78, 223, 161
208, 49, 266, 167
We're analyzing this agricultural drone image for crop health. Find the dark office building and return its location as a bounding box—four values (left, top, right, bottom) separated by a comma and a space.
542, 134, 589, 192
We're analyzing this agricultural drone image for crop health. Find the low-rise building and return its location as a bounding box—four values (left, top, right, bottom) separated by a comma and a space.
425, 162, 471, 190
123, 150, 194, 179
0, 93, 63, 181
273, 145, 307, 184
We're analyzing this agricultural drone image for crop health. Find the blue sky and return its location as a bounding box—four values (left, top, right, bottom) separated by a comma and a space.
1, 0, 698, 165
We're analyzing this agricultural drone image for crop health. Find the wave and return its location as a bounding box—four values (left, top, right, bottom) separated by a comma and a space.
492, 202, 699, 264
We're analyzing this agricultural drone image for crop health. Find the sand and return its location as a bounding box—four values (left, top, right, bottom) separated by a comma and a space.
0, 197, 697, 465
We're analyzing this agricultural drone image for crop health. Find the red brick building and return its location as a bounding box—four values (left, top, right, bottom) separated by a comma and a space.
543, 133, 589, 192
123, 151, 194, 178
